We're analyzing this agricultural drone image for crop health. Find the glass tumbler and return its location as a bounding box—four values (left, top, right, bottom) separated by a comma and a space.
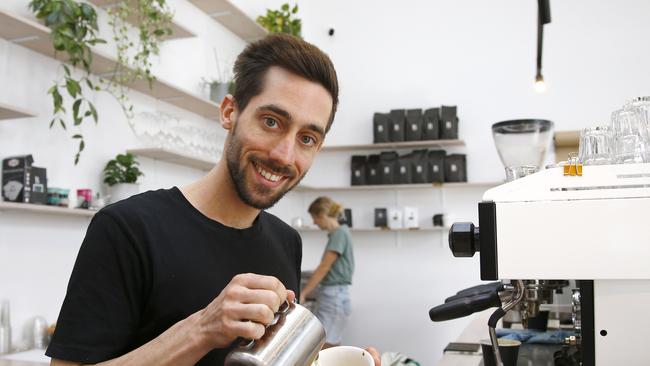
578, 126, 613, 165
610, 107, 648, 164
631, 96, 650, 160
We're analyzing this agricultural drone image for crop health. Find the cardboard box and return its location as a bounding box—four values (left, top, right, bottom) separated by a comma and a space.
2, 155, 47, 204
2, 155, 33, 202
30, 167, 48, 204
403, 207, 419, 229
340, 208, 353, 228
388, 208, 403, 229
374, 208, 388, 227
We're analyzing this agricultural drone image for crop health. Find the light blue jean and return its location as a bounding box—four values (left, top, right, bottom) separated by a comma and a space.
314, 284, 351, 344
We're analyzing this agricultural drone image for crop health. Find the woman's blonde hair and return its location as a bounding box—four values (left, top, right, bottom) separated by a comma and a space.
308, 196, 343, 218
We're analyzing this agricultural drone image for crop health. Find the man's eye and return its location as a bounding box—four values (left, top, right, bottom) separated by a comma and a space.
301, 135, 316, 146
264, 117, 278, 128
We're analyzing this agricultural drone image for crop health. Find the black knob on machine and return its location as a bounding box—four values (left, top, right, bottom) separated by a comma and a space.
448, 222, 480, 257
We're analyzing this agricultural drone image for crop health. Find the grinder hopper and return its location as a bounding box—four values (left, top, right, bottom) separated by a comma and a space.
492, 119, 554, 181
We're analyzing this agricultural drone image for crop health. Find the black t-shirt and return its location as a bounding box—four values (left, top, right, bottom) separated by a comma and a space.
46, 187, 302, 365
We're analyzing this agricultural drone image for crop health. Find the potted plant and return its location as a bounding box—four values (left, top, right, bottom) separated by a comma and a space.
256, 3, 302, 38
201, 48, 234, 104
103, 152, 144, 203
202, 78, 235, 104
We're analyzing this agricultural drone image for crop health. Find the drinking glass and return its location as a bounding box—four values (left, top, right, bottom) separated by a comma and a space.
578, 126, 613, 165
610, 106, 648, 164
504, 165, 538, 181
630, 96, 650, 160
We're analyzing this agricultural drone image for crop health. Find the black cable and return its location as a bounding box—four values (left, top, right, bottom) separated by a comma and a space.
536, 0, 551, 79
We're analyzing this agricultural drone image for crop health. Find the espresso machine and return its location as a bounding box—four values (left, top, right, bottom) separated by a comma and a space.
429, 120, 650, 365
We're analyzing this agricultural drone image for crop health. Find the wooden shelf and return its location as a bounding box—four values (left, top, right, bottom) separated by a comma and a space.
86, 0, 195, 40
321, 139, 465, 152
294, 182, 500, 192
188, 0, 268, 41
0, 201, 95, 217
0, 102, 36, 120
297, 226, 449, 233
0, 9, 219, 119
127, 147, 215, 170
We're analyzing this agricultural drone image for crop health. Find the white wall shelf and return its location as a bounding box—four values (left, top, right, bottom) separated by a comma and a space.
188, 0, 268, 42
321, 139, 465, 152
86, 0, 196, 40
0, 9, 219, 119
127, 147, 215, 170
0, 201, 95, 218
295, 182, 500, 192
0, 102, 36, 120
297, 226, 449, 233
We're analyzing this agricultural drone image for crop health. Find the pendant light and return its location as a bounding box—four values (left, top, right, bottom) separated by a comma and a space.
535, 0, 551, 93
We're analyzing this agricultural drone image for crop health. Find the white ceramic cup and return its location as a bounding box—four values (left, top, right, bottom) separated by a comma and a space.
312, 346, 375, 366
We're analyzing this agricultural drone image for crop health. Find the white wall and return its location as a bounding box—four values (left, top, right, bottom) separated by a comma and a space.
1, 0, 650, 365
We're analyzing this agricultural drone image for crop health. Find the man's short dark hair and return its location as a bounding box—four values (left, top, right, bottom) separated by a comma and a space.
232, 34, 339, 132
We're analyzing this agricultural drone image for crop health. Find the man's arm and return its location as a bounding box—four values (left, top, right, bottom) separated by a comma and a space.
51, 311, 207, 366
51, 273, 295, 366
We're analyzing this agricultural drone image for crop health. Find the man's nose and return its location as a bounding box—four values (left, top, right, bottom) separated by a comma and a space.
269, 135, 296, 166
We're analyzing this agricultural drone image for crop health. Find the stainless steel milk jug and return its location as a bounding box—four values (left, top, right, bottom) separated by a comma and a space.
224, 301, 325, 366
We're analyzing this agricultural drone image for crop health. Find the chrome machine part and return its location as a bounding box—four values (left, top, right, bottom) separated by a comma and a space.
488, 280, 525, 366
520, 280, 569, 328
567, 288, 582, 346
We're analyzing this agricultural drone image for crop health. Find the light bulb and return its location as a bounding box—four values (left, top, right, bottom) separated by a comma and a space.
534, 74, 547, 93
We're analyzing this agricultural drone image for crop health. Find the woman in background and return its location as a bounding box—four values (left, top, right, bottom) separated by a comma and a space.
300, 196, 355, 348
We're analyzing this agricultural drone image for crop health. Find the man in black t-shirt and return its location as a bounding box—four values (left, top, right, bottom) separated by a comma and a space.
46, 34, 379, 366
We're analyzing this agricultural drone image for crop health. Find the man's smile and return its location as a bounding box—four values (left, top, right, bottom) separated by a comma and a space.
252, 161, 291, 185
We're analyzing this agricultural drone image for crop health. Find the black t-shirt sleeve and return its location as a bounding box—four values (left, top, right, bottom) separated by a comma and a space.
46, 211, 148, 363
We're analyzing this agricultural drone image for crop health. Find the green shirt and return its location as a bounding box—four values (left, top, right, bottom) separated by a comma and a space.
322, 224, 354, 286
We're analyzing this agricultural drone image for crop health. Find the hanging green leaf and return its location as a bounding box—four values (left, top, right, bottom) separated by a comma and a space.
51, 87, 64, 114
66, 78, 80, 97
89, 102, 98, 123
72, 99, 82, 125
30, 0, 175, 164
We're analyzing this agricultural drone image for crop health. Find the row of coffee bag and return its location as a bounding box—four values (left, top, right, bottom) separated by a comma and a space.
351, 150, 467, 185
373, 106, 459, 143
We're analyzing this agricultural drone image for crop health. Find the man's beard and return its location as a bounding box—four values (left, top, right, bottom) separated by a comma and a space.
225, 127, 305, 210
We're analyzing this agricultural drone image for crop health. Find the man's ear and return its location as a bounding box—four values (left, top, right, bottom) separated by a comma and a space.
220, 94, 237, 131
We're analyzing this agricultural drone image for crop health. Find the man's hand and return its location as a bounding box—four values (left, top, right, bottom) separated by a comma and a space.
365, 347, 381, 366
196, 273, 295, 349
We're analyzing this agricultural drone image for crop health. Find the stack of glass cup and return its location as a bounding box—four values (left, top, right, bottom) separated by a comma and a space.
129, 111, 223, 162
578, 97, 650, 165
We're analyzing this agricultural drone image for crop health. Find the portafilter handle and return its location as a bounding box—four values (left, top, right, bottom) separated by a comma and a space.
444, 282, 504, 303
448, 222, 480, 257
429, 291, 502, 322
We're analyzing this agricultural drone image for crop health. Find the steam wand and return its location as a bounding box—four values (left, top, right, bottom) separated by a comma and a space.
487, 280, 525, 366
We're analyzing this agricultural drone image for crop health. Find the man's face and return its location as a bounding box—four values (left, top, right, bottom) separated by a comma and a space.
223, 66, 333, 209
